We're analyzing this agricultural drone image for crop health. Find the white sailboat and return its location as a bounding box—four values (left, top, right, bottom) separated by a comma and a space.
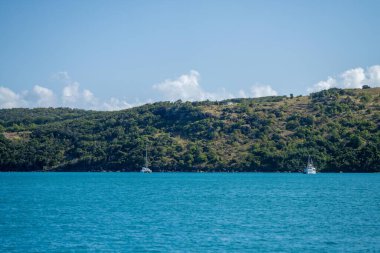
140, 145, 152, 173
304, 155, 317, 174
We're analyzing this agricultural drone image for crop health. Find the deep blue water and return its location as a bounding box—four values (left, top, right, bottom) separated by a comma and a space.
0, 173, 379, 252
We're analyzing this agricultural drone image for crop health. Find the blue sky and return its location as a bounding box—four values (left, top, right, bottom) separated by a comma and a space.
0, 0, 379, 110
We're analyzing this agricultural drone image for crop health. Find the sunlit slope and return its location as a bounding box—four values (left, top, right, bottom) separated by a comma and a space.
0, 88, 379, 172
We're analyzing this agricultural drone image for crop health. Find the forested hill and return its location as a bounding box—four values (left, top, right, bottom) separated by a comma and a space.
0, 87, 379, 172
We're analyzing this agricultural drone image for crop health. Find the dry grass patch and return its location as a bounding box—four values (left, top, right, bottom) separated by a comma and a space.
3, 131, 31, 141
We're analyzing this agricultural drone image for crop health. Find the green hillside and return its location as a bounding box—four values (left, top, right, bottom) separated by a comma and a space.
1, 87, 379, 172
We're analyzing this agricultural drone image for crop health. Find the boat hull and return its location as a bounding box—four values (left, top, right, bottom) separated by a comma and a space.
141, 167, 152, 173
304, 167, 317, 174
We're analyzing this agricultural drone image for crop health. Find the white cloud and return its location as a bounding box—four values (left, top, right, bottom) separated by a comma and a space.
83, 89, 97, 104
102, 97, 134, 111
1, 70, 282, 110
153, 70, 279, 101
62, 82, 80, 105
33, 85, 55, 107
308, 65, 380, 93
250, 84, 278, 98
368, 65, 380, 86
153, 70, 234, 101
238, 89, 248, 98
56, 72, 141, 110
307, 77, 337, 93
60, 74, 98, 108
0, 87, 27, 108
0, 72, 112, 110
341, 68, 366, 88
55, 71, 96, 108
153, 70, 204, 101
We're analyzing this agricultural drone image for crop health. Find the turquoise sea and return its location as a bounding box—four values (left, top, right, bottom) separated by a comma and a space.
1, 173, 379, 252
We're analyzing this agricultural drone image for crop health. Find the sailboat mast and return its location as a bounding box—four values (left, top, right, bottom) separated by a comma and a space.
145, 145, 148, 168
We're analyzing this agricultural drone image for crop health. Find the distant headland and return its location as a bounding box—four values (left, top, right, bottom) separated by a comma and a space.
1, 87, 379, 172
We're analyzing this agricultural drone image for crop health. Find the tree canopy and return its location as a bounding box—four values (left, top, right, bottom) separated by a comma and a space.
0, 88, 379, 172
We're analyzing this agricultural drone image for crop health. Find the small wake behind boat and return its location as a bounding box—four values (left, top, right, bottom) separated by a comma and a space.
304, 155, 316, 174
141, 145, 152, 173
